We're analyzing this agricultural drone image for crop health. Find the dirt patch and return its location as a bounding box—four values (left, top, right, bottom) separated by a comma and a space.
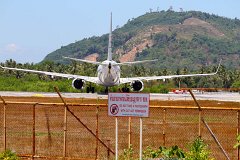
84, 53, 99, 62
183, 18, 225, 37
119, 40, 152, 62
117, 26, 168, 62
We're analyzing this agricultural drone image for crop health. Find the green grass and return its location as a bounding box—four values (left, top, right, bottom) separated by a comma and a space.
0, 75, 79, 92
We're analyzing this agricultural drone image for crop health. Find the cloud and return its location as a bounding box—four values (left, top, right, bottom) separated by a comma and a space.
5, 43, 20, 53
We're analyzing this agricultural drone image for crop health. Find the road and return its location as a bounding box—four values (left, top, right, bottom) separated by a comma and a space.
0, 91, 239, 102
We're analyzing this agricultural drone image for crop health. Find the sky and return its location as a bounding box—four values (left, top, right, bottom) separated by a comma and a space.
0, 0, 240, 63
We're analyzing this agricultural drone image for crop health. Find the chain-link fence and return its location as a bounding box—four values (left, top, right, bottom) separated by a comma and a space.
0, 96, 239, 159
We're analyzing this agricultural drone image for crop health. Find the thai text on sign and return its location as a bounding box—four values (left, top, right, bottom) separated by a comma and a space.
108, 93, 149, 117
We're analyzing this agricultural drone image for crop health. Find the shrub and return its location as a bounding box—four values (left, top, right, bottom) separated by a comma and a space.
0, 149, 19, 160
119, 145, 134, 160
234, 134, 240, 149
143, 145, 185, 160
119, 138, 214, 160
185, 138, 214, 160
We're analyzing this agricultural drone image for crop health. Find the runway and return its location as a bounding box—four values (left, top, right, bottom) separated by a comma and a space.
0, 91, 239, 102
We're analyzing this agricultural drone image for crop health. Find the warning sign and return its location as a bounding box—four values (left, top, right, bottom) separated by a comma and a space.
110, 104, 119, 115
108, 93, 149, 117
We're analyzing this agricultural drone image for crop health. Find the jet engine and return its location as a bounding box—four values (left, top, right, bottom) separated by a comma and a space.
130, 80, 144, 92
72, 78, 85, 90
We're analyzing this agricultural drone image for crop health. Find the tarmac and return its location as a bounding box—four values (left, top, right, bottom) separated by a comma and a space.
0, 91, 239, 102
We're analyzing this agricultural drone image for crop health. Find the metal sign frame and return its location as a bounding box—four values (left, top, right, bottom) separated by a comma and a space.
108, 92, 150, 160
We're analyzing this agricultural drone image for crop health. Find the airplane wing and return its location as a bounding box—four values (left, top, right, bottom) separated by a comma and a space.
63, 56, 158, 66
0, 65, 99, 84
120, 72, 217, 84
120, 60, 221, 84
114, 59, 158, 66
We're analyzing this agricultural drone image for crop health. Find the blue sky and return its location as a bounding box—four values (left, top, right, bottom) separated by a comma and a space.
0, 0, 240, 63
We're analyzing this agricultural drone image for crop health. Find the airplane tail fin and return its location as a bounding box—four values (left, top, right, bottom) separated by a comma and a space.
107, 12, 112, 61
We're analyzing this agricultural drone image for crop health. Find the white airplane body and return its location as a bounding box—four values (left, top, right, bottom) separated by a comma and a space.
0, 14, 221, 92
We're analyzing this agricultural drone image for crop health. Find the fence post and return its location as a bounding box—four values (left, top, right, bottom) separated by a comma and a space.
0, 96, 7, 151
163, 108, 166, 146
32, 103, 37, 159
95, 98, 99, 160
188, 90, 202, 137
237, 110, 240, 159
198, 110, 202, 138
63, 101, 67, 158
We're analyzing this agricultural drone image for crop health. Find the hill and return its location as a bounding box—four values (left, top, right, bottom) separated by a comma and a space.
43, 10, 240, 70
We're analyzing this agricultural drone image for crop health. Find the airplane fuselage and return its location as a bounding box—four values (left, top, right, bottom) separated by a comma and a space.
97, 60, 120, 87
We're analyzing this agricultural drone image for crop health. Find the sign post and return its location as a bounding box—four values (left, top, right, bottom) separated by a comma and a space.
115, 117, 118, 160
140, 117, 143, 160
128, 117, 132, 148
108, 93, 150, 160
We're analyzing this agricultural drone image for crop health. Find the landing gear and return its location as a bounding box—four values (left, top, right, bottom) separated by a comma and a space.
86, 86, 95, 93
121, 84, 130, 93
105, 87, 109, 94
121, 87, 130, 93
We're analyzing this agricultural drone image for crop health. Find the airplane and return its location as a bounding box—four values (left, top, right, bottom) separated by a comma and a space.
0, 13, 221, 93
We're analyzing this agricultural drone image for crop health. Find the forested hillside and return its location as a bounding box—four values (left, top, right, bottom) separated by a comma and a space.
43, 10, 240, 70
